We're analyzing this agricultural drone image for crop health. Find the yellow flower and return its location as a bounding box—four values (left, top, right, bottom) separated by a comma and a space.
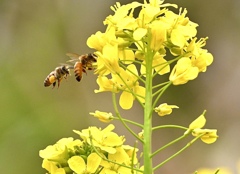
191, 50, 214, 72
94, 76, 118, 93
154, 103, 179, 116
185, 111, 218, 144
169, 8, 198, 48
87, 27, 116, 52
169, 57, 199, 85
104, 2, 141, 30
41, 159, 66, 174
74, 124, 124, 154
68, 153, 101, 174
95, 64, 145, 110
89, 110, 114, 123
187, 37, 214, 72
192, 128, 218, 144
39, 137, 82, 162
95, 44, 121, 75
40, 138, 83, 174
138, 1, 171, 26
100, 147, 135, 174
113, 65, 145, 109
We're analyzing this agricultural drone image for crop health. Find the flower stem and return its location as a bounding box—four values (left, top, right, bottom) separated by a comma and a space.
151, 133, 187, 158
113, 117, 144, 128
143, 49, 154, 174
153, 134, 202, 171
112, 92, 144, 143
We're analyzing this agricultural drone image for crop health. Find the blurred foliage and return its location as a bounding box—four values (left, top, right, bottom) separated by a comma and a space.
0, 0, 239, 173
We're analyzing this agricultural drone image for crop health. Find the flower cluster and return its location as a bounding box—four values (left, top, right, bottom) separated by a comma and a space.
87, 0, 213, 109
39, 124, 139, 174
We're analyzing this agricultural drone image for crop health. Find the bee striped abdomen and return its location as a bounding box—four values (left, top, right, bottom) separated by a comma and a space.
74, 62, 83, 82
44, 72, 56, 87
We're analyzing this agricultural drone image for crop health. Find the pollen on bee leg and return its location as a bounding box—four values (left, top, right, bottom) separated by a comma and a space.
49, 76, 56, 83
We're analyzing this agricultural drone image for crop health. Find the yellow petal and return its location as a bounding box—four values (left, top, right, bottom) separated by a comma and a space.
171, 29, 185, 48
103, 132, 123, 147
134, 85, 145, 103
87, 153, 101, 173
133, 28, 147, 40
200, 129, 218, 144
152, 54, 170, 75
119, 49, 135, 64
41, 159, 58, 173
120, 91, 134, 110
189, 114, 206, 129
68, 156, 85, 174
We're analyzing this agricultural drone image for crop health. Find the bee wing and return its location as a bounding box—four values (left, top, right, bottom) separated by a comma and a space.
66, 53, 81, 64
59, 63, 74, 69
66, 53, 80, 59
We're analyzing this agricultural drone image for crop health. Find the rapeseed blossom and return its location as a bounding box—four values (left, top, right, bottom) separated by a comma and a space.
87, 0, 213, 109
89, 110, 114, 123
186, 111, 218, 144
154, 103, 179, 116
39, 125, 139, 174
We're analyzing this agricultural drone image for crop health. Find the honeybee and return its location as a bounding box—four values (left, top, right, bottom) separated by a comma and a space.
66, 53, 97, 82
44, 65, 72, 88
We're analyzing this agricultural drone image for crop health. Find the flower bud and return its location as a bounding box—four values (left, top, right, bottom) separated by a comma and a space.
154, 103, 179, 116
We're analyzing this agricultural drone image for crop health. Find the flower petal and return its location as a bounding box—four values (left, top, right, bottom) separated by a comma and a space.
68, 156, 86, 174
120, 91, 134, 110
189, 114, 206, 129
87, 153, 101, 173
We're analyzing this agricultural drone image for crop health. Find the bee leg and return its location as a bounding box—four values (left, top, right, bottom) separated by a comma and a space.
57, 78, 63, 88
52, 82, 56, 89
64, 74, 68, 81
83, 69, 87, 75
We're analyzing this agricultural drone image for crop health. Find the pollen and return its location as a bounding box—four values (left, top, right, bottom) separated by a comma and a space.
49, 75, 56, 83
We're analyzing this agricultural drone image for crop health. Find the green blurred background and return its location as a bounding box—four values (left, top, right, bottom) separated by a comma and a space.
0, 0, 239, 173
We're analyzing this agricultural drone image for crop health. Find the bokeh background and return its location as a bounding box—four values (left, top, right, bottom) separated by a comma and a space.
1, 0, 240, 173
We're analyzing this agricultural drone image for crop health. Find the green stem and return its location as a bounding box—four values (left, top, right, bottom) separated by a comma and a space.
152, 81, 170, 90
152, 125, 188, 131
112, 92, 144, 143
143, 49, 154, 174
152, 82, 171, 110
151, 133, 187, 158
113, 117, 144, 128
153, 134, 203, 171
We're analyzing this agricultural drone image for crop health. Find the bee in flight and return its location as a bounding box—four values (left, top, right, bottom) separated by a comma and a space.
44, 65, 73, 88
66, 53, 97, 82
